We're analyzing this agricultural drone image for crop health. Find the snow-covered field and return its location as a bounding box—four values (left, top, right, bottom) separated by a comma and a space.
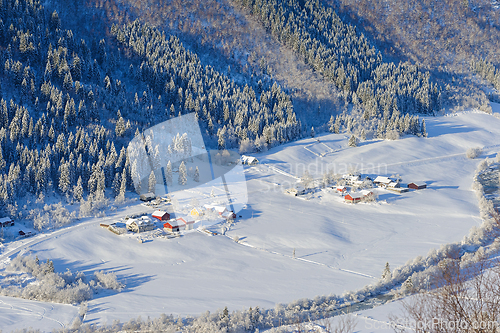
0, 295, 79, 332
1, 108, 500, 331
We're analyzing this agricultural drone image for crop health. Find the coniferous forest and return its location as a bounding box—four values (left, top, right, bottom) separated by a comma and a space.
0, 0, 498, 220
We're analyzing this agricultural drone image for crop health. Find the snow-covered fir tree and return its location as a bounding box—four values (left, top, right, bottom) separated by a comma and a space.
178, 161, 187, 185
193, 166, 200, 182
148, 170, 156, 194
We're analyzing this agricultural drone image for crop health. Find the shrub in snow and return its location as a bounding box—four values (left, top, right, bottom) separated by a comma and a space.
94, 270, 124, 291
466, 147, 482, 159
79, 301, 88, 318
239, 138, 256, 154
1, 255, 124, 304
300, 171, 314, 190
385, 130, 400, 140
79, 193, 110, 218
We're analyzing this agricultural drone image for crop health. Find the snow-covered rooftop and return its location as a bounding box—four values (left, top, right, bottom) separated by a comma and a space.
0, 217, 12, 224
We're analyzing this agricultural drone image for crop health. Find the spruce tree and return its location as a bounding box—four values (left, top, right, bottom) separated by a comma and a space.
193, 166, 200, 182
178, 161, 187, 185
148, 170, 156, 193
348, 135, 358, 147
73, 176, 83, 202
115, 110, 126, 137
381, 262, 391, 281
166, 160, 172, 185
112, 172, 121, 197
421, 119, 427, 138
58, 162, 70, 194
116, 168, 127, 203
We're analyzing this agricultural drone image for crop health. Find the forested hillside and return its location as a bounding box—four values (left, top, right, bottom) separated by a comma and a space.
1, 0, 496, 219
329, 0, 500, 68
327, 0, 500, 106
0, 0, 300, 219
231, 0, 434, 139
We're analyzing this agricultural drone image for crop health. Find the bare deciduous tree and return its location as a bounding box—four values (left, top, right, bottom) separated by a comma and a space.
394, 256, 500, 333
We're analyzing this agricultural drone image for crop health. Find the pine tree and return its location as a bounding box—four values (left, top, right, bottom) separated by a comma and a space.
361, 129, 366, 140
334, 116, 341, 134
328, 115, 335, 132
381, 262, 391, 281
63, 72, 73, 92
0, 147, 5, 171
348, 135, 358, 147
73, 176, 83, 201
193, 166, 200, 182
178, 161, 187, 185
311, 126, 315, 138
115, 110, 126, 137
112, 172, 121, 197
402, 276, 414, 294
148, 170, 156, 194
220, 306, 230, 331
58, 162, 70, 193
421, 119, 427, 138
116, 168, 127, 203
163, 160, 172, 185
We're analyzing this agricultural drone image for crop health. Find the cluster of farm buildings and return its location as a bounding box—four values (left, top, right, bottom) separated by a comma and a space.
102, 203, 236, 236
336, 174, 427, 203
285, 173, 427, 204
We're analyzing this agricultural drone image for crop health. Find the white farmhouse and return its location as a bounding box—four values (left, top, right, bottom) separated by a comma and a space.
126, 216, 155, 233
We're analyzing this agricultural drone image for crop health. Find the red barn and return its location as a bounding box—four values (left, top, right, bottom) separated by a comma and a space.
344, 193, 363, 203
152, 210, 170, 221
407, 182, 427, 190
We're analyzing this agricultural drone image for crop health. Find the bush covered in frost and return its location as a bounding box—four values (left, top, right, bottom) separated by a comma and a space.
0, 255, 124, 304
466, 147, 483, 159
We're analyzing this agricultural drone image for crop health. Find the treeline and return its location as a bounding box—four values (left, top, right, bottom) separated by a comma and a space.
471, 59, 500, 100
327, 108, 426, 141
233, 0, 442, 120
111, 20, 301, 151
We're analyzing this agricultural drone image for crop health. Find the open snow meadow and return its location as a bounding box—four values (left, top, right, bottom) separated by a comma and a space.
1, 106, 500, 331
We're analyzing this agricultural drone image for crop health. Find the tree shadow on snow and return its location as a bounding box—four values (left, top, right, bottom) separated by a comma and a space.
377, 192, 405, 203
86, 302, 111, 315
236, 205, 263, 220
50, 258, 108, 275
428, 185, 459, 190
426, 120, 478, 137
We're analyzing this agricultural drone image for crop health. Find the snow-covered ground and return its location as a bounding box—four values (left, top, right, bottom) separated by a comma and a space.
0, 295, 79, 332
1, 109, 500, 331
